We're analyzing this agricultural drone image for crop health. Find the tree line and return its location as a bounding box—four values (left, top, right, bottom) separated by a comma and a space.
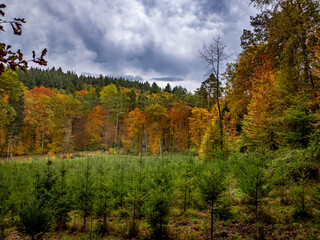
1, 0, 320, 159
0, 67, 201, 157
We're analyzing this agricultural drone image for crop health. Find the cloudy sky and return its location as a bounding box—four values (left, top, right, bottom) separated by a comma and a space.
2, 0, 257, 91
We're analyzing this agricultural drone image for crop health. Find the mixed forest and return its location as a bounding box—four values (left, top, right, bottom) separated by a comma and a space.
2, 0, 320, 239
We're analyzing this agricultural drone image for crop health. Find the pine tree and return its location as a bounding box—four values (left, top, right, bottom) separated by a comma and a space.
199, 164, 225, 240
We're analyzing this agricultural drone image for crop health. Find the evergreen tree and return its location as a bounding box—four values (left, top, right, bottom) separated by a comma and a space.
199, 162, 225, 240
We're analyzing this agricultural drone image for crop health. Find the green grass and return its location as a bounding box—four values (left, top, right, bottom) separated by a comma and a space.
0, 152, 320, 239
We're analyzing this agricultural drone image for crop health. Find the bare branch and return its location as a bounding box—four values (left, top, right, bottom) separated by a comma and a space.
199, 35, 232, 79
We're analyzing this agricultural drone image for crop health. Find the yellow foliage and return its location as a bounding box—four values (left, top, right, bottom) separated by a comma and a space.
125, 108, 146, 153
145, 104, 168, 155
243, 64, 281, 148
189, 107, 210, 150
312, 30, 320, 80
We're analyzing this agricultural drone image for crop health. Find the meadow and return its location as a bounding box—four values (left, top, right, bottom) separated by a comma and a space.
0, 150, 320, 240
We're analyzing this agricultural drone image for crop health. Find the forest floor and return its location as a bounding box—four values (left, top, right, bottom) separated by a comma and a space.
2, 153, 320, 239
0, 151, 101, 161
4, 204, 320, 240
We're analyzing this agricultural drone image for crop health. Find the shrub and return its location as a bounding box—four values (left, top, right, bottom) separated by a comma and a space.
17, 201, 52, 240
199, 166, 225, 240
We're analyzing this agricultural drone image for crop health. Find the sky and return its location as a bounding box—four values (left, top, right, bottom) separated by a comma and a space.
2, 0, 257, 91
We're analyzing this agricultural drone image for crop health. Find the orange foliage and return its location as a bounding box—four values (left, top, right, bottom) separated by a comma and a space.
86, 105, 106, 143
2, 94, 8, 103
76, 89, 89, 96
169, 102, 191, 151
228, 44, 267, 126
28, 86, 56, 98
126, 108, 146, 152
145, 104, 168, 155
312, 30, 320, 86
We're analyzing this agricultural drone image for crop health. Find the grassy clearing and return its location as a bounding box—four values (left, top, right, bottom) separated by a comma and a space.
0, 151, 320, 239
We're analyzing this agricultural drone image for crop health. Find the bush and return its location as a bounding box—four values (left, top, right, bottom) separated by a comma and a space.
146, 157, 173, 239
236, 151, 270, 218
199, 166, 225, 240
214, 200, 233, 221
17, 201, 52, 240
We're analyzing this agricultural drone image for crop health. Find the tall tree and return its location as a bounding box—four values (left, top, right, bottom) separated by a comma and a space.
169, 102, 191, 151
199, 35, 231, 150
51, 94, 81, 153
0, 69, 23, 156
226, 43, 267, 130
243, 63, 281, 149
101, 84, 120, 149
23, 87, 56, 154
245, 0, 320, 96
86, 105, 107, 150
126, 108, 146, 154
189, 107, 210, 150
145, 103, 168, 155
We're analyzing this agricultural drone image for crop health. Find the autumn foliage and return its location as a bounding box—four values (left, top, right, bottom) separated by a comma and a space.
1, 0, 320, 159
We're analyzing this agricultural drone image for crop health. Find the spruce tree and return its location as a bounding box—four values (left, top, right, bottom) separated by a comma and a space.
199, 165, 225, 240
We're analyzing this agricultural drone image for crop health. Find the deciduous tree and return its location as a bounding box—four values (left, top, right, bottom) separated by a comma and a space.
189, 107, 209, 150
169, 102, 191, 151
145, 104, 168, 155
199, 35, 231, 150
126, 108, 146, 154
23, 87, 55, 154
0, 69, 23, 155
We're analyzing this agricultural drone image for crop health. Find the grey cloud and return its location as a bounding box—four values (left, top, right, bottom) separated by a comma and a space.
152, 77, 184, 82
111, 74, 144, 81
198, 0, 229, 16
2, 0, 257, 91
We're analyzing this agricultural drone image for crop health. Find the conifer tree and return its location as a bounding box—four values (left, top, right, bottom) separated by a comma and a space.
199, 164, 225, 240
146, 157, 173, 239
77, 156, 94, 231
243, 64, 280, 150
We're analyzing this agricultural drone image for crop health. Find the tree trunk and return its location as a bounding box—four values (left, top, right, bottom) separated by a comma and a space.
210, 200, 214, 240
41, 131, 45, 152
159, 130, 162, 156
207, 90, 210, 126
216, 77, 223, 151
118, 121, 121, 154
184, 185, 187, 212
6, 126, 14, 159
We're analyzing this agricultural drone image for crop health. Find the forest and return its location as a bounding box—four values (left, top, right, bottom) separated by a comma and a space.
1, 0, 320, 239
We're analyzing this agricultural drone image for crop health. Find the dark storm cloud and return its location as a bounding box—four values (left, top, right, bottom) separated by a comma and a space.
198, 0, 229, 17
152, 77, 184, 82
2, 0, 257, 91
111, 74, 144, 81
128, 42, 189, 75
